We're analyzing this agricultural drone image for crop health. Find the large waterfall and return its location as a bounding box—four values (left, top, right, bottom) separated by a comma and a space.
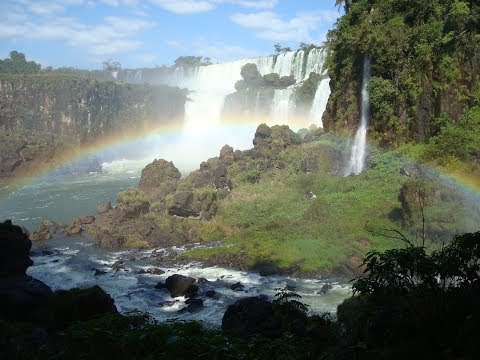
131, 48, 330, 130
345, 56, 372, 175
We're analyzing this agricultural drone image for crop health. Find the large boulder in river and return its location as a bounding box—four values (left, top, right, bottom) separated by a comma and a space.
240, 63, 264, 88
138, 159, 181, 199
164, 274, 198, 298
222, 296, 280, 338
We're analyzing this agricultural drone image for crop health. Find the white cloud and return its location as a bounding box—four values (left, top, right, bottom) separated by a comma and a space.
150, 0, 277, 14
193, 37, 256, 61
150, 0, 215, 14
0, 11, 155, 57
230, 10, 338, 42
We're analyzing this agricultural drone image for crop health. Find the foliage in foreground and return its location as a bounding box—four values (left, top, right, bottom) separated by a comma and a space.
2, 231, 480, 359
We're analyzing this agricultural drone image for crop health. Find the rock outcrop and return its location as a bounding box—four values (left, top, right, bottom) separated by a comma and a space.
0, 220, 53, 320
222, 296, 279, 338
138, 159, 181, 200
163, 274, 198, 298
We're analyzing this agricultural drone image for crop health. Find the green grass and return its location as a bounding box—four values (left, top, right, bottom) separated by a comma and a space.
183, 140, 480, 274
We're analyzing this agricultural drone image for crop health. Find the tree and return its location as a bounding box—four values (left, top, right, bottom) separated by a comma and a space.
0, 51, 41, 74
102, 59, 121, 76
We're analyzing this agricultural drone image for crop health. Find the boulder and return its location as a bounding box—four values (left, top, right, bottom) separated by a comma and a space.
219, 145, 234, 166
206, 289, 217, 298
317, 283, 333, 295
138, 159, 181, 198
214, 164, 230, 190
80, 215, 95, 224
91, 229, 126, 248
50, 286, 117, 328
30, 222, 53, 241
165, 274, 198, 298
178, 298, 204, 314
167, 190, 196, 217
115, 188, 150, 220
240, 63, 264, 88
0, 220, 33, 276
230, 282, 245, 291
252, 124, 300, 160
139, 268, 165, 275
96, 201, 112, 214
233, 149, 244, 161
0, 220, 53, 320
222, 296, 280, 338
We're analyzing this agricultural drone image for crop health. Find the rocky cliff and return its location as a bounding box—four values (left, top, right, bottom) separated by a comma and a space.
0, 74, 187, 179
323, 0, 480, 146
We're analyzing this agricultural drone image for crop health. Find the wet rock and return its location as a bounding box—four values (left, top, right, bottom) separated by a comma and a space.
94, 269, 107, 277
111, 260, 124, 271
139, 268, 165, 275
230, 282, 245, 292
155, 282, 167, 290
96, 201, 112, 214
91, 229, 126, 248
159, 300, 178, 307
222, 296, 279, 338
254, 263, 278, 277
80, 215, 95, 225
165, 274, 198, 298
197, 277, 209, 284
179, 298, 204, 314
30, 222, 53, 241
317, 283, 333, 295
206, 289, 217, 298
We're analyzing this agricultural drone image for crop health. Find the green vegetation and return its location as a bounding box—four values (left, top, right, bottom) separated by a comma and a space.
182, 136, 478, 274
0, 51, 41, 74
325, 0, 480, 145
173, 56, 213, 68
3, 231, 479, 359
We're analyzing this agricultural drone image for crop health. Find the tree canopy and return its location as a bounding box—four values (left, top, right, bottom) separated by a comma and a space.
0, 51, 41, 74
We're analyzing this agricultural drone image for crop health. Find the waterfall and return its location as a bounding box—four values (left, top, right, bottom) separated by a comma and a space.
270, 88, 295, 125
150, 48, 331, 130
345, 56, 372, 176
309, 78, 331, 127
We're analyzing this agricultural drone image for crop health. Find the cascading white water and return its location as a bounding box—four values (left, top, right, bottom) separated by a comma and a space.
345, 56, 372, 175
309, 78, 331, 127
161, 48, 330, 130
270, 88, 295, 125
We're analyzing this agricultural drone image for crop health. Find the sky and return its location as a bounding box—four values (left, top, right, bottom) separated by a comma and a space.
0, 0, 342, 70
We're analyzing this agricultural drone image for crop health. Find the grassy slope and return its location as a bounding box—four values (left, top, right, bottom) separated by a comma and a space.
182, 138, 477, 275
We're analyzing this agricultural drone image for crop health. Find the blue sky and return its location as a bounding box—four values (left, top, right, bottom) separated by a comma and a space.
0, 0, 341, 69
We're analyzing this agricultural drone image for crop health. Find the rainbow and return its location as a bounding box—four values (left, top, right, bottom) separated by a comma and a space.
1, 119, 480, 201
0, 120, 261, 192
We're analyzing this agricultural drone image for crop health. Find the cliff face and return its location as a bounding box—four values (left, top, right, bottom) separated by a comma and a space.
0, 74, 187, 179
323, 0, 480, 146
0, 74, 186, 141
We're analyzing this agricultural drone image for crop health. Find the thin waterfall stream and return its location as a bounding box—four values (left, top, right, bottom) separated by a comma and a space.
345, 56, 371, 175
